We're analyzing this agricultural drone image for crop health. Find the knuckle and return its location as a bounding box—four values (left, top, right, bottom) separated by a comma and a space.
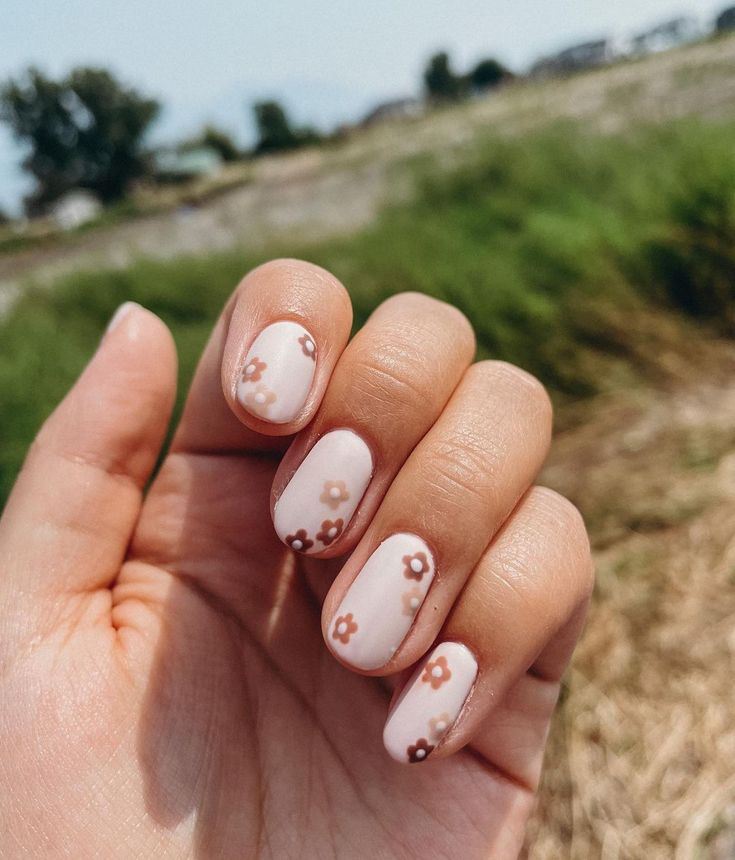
530, 486, 594, 591
470, 361, 553, 429
374, 292, 476, 355
421, 434, 497, 503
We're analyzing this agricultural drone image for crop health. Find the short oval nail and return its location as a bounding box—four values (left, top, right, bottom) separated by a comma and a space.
383, 641, 478, 764
237, 320, 317, 423
273, 429, 373, 554
328, 533, 435, 670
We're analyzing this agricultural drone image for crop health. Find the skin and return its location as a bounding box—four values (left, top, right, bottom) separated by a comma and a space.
0, 260, 593, 859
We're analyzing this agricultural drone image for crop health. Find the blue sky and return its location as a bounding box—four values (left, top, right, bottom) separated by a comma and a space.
1, 0, 725, 213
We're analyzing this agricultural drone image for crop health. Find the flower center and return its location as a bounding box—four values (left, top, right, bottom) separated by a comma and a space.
246, 363, 256, 375
328, 527, 338, 538
329, 486, 342, 499
435, 720, 447, 732
409, 596, 420, 609
415, 749, 426, 760
291, 539, 303, 550
410, 558, 424, 573
304, 340, 315, 353
431, 665, 443, 678
337, 621, 348, 635
254, 392, 267, 404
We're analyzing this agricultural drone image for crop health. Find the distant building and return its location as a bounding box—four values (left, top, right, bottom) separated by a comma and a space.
153, 146, 223, 181
361, 97, 424, 127
530, 39, 616, 78
50, 190, 102, 231
716, 6, 735, 32
630, 17, 701, 55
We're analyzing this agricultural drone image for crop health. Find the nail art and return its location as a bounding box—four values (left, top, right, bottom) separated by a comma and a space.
274, 429, 373, 554
237, 320, 317, 423
328, 534, 435, 670
383, 642, 478, 764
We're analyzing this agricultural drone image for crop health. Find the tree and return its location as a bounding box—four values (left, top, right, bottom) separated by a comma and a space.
252, 100, 320, 154
468, 58, 513, 92
423, 52, 465, 102
0, 67, 159, 213
198, 125, 240, 162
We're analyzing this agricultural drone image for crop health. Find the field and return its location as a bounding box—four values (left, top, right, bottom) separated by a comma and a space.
2, 34, 735, 859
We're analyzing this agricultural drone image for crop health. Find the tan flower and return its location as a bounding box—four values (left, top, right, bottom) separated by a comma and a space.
332, 612, 357, 644
407, 738, 434, 763
401, 586, 423, 617
428, 712, 451, 741
244, 383, 276, 416
317, 518, 344, 545
320, 480, 350, 509
298, 333, 317, 360
242, 356, 266, 382
403, 551, 430, 581
422, 655, 451, 690
285, 529, 313, 552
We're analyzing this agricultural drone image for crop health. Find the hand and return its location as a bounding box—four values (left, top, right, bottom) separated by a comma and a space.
0, 260, 593, 858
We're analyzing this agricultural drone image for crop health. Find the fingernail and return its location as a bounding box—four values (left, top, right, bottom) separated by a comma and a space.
105, 301, 139, 335
274, 429, 373, 554
237, 320, 317, 423
328, 534, 435, 670
383, 642, 477, 764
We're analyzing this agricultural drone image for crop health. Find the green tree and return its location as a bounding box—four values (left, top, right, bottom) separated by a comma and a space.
468, 58, 513, 92
252, 100, 320, 154
0, 67, 159, 213
423, 52, 465, 102
198, 125, 240, 162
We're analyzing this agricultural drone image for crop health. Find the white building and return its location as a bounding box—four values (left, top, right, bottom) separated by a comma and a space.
50, 190, 102, 231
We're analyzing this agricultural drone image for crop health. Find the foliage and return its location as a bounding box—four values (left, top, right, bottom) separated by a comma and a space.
423, 52, 466, 102
467, 58, 513, 91
2, 120, 735, 503
252, 100, 320, 154
196, 125, 241, 162
0, 67, 159, 213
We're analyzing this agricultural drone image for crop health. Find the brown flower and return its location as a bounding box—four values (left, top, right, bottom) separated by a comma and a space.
403, 551, 430, 581
243, 383, 276, 416
407, 738, 434, 763
317, 518, 344, 545
401, 586, 423, 617
285, 529, 313, 552
298, 333, 316, 360
332, 612, 357, 644
428, 712, 451, 741
422, 655, 451, 689
320, 480, 350, 509
242, 356, 266, 382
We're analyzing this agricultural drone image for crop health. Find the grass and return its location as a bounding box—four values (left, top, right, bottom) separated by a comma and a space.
3, 119, 735, 504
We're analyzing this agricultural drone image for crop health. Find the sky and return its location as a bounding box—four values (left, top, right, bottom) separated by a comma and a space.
0, 0, 726, 213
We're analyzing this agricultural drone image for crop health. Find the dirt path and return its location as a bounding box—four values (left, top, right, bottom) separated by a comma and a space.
3, 34, 735, 314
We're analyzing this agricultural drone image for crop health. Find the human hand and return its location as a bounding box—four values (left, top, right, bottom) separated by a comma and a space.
0, 260, 593, 858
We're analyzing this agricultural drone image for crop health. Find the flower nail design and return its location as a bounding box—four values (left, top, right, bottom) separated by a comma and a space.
320, 480, 350, 510
244, 383, 277, 416
317, 518, 344, 545
332, 612, 358, 644
428, 712, 451, 741
298, 333, 317, 360
242, 356, 266, 383
403, 551, 430, 581
401, 585, 424, 617
407, 738, 434, 763
422, 655, 451, 689
285, 529, 313, 552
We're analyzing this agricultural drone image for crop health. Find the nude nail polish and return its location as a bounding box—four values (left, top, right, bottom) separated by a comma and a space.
328, 534, 435, 670
273, 429, 373, 554
383, 642, 478, 764
237, 320, 317, 423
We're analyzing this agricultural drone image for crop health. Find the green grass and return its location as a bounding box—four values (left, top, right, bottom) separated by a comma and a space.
2, 119, 735, 504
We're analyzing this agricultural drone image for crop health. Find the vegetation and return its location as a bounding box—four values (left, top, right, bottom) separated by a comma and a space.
424, 51, 513, 101
252, 100, 320, 154
188, 125, 241, 162
0, 67, 159, 213
2, 119, 735, 502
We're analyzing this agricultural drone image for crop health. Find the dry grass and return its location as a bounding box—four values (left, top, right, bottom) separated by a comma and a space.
524, 337, 735, 858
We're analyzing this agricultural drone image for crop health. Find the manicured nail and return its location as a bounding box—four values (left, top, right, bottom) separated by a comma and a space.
383, 642, 477, 764
237, 320, 317, 423
328, 534, 435, 670
274, 429, 373, 554
105, 301, 139, 335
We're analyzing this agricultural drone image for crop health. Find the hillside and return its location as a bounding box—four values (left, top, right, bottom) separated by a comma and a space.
3, 32, 735, 311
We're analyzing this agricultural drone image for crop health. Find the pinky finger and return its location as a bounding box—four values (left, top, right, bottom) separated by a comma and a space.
382, 487, 593, 774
